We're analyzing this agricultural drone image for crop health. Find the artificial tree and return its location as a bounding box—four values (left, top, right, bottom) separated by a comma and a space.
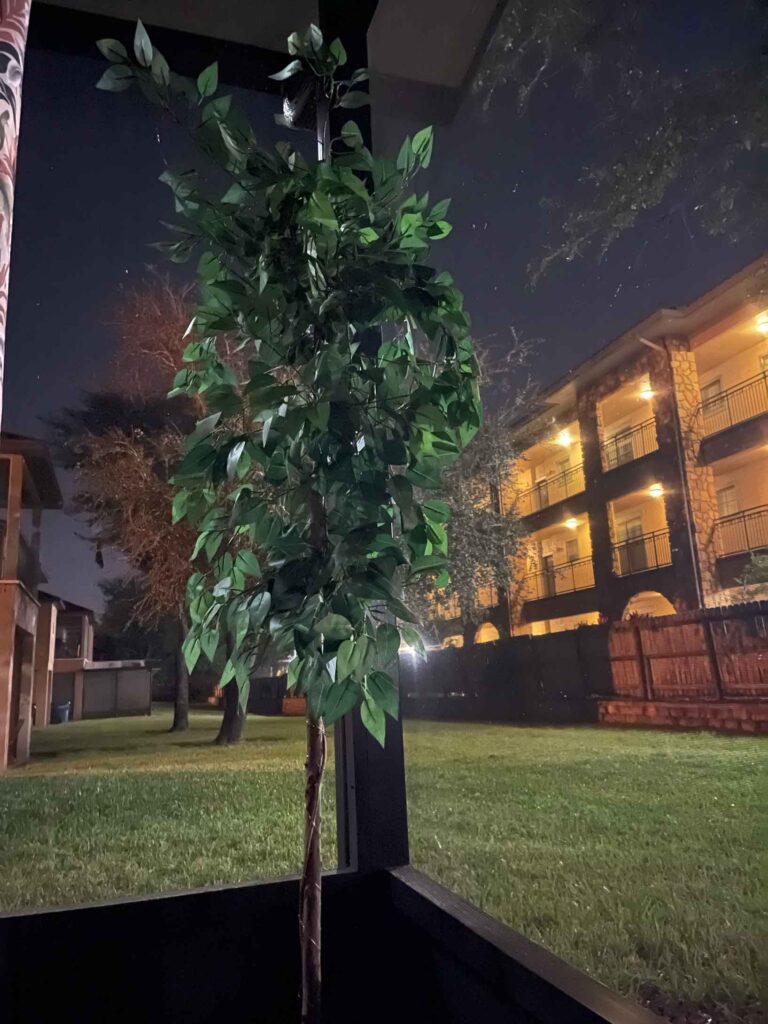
97, 23, 481, 1023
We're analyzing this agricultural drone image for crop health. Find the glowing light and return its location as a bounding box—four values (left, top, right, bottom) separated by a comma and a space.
648, 483, 664, 498
756, 312, 768, 334
564, 517, 579, 530
639, 384, 655, 401
556, 429, 572, 447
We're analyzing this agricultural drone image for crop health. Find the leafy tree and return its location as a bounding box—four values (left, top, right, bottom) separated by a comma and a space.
97, 22, 481, 1023
412, 412, 524, 644
95, 575, 170, 661
474, 1, 768, 281
737, 552, 768, 601
51, 396, 196, 730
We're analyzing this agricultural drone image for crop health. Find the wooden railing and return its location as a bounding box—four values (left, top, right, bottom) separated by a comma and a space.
700, 371, 768, 437
714, 505, 768, 557
521, 556, 595, 601
612, 528, 672, 576
600, 417, 658, 471
516, 462, 585, 516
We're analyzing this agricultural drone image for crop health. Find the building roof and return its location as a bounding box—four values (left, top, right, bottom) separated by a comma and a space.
509, 255, 767, 438
0, 433, 63, 509
39, 589, 96, 619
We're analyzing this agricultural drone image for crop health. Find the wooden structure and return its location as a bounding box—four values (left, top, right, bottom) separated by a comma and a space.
0, 434, 62, 767
401, 603, 767, 732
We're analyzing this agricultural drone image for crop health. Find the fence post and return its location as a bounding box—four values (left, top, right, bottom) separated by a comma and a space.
635, 625, 653, 701
703, 616, 725, 700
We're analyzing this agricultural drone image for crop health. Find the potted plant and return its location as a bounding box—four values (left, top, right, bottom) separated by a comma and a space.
97, 22, 481, 1024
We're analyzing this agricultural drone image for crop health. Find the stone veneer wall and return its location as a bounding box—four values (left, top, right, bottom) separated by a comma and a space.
663, 339, 719, 600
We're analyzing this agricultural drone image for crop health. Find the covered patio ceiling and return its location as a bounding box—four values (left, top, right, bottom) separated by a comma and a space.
33, 0, 505, 122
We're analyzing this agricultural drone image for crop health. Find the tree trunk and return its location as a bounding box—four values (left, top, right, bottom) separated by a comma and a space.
300, 717, 325, 1024
214, 679, 247, 745
170, 617, 190, 732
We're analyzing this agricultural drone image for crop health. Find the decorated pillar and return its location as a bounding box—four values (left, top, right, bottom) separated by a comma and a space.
0, 0, 32, 425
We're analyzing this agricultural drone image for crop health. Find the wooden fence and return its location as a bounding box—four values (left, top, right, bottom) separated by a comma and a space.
400, 602, 768, 723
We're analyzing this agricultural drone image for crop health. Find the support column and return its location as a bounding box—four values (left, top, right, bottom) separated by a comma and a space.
0, 1, 32, 426
33, 600, 56, 726
13, 630, 33, 762
318, 0, 409, 872
72, 669, 84, 721
0, 582, 16, 769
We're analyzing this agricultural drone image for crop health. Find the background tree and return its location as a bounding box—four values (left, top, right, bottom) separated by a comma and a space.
97, 22, 482, 1024
473, 0, 768, 282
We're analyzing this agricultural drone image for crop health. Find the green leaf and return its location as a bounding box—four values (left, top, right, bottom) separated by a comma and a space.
235, 549, 262, 578
307, 190, 338, 230
249, 591, 271, 629
172, 489, 189, 524
96, 39, 128, 63
201, 628, 220, 665
336, 638, 357, 681
329, 38, 347, 67
423, 498, 451, 524
322, 681, 359, 725
151, 50, 170, 87
401, 624, 427, 661
182, 632, 201, 673
227, 439, 246, 479
339, 90, 369, 109
269, 59, 302, 81
96, 65, 134, 92
197, 62, 219, 99
361, 695, 386, 746
134, 20, 153, 67
358, 226, 378, 245
411, 125, 434, 168
375, 623, 400, 668
367, 670, 399, 719
340, 120, 363, 149
314, 613, 353, 640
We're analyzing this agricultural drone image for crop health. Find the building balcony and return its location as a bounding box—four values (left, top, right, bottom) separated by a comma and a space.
516, 462, 585, 516
611, 528, 672, 577
600, 417, 658, 472
699, 371, 768, 437
521, 556, 595, 601
714, 505, 768, 557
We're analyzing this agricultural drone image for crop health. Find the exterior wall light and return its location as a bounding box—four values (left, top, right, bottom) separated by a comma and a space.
556, 429, 572, 447
639, 385, 655, 400
648, 483, 664, 498
756, 313, 768, 334
564, 517, 579, 529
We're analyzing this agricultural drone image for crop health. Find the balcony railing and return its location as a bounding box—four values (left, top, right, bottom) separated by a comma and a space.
700, 371, 768, 437
714, 505, 768, 557
600, 418, 658, 471
521, 556, 595, 601
612, 528, 672, 576
516, 462, 585, 516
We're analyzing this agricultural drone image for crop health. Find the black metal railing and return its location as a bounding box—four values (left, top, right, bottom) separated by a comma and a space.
612, 528, 672, 576
522, 556, 595, 601
600, 418, 658, 471
714, 504, 768, 557
700, 371, 768, 437
517, 462, 585, 516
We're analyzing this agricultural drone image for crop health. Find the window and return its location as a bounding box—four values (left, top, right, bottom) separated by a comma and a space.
716, 485, 739, 518
760, 352, 768, 373
566, 538, 579, 562
701, 379, 723, 402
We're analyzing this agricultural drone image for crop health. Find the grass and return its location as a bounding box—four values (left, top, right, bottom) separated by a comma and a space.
0, 709, 764, 1017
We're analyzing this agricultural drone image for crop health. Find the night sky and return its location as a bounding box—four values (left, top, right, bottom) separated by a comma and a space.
5, 1, 762, 612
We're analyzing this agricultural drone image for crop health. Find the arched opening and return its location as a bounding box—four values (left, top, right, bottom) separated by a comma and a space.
474, 622, 500, 645
442, 634, 464, 649
622, 591, 676, 619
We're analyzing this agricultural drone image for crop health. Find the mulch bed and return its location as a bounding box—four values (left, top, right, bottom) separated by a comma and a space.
639, 984, 766, 1024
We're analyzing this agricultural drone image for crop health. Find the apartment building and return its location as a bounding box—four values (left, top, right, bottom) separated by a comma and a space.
435, 258, 768, 645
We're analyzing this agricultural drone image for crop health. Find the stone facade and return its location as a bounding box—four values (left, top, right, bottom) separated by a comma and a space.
598, 699, 768, 734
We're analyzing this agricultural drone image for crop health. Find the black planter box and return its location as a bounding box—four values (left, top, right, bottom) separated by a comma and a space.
0, 866, 654, 1024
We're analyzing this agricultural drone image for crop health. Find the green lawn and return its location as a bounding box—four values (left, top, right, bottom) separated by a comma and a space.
0, 710, 764, 1019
